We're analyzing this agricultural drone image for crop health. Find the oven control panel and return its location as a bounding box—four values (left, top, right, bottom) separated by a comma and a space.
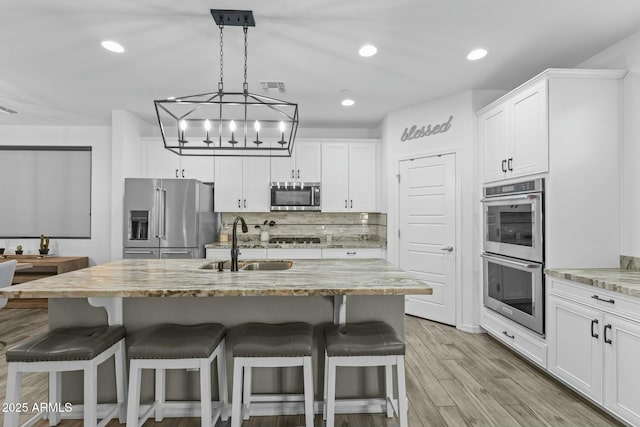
484, 178, 543, 197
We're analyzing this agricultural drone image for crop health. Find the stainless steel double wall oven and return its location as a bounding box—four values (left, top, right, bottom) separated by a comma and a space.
482, 178, 545, 335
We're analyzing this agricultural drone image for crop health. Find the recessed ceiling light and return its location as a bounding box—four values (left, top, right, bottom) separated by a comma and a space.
101, 40, 125, 53
467, 48, 488, 61
359, 44, 377, 57
341, 99, 355, 107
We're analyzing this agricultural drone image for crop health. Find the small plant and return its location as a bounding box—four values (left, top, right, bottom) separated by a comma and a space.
39, 234, 50, 255
15, 244, 23, 255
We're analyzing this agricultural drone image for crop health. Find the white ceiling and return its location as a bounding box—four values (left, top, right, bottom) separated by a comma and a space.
2, 0, 640, 128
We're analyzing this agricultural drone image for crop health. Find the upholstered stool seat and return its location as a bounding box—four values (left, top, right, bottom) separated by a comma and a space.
4, 325, 128, 427
323, 322, 408, 427
231, 322, 314, 427
126, 323, 228, 427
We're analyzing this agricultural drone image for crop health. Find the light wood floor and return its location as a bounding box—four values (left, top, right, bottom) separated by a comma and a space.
0, 309, 621, 426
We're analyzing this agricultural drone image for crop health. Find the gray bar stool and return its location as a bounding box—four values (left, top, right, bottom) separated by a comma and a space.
231, 322, 314, 427
4, 325, 127, 427
126, 323, 228, 427
323, 321, 408, 427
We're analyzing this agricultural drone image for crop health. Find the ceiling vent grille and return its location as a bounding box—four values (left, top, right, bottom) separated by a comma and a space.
0, 105, 17, 114
259, 81, 286, 93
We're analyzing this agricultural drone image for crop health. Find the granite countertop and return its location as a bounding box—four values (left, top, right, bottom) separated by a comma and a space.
205, 241, 386, 249
0, 258, 431, 298
545, 268, 640, 298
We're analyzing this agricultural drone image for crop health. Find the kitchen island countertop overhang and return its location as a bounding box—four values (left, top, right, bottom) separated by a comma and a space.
0, 258, 432, 299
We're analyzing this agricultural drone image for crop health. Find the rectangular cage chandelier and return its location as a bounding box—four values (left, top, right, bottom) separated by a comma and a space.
154, 10, 299, 157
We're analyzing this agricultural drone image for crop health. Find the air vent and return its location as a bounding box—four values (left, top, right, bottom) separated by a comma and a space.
0, 105, 17, 114
259, 81, 286, 93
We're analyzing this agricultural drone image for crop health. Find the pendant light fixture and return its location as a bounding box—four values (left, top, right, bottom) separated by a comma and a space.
154, 10, 299, 157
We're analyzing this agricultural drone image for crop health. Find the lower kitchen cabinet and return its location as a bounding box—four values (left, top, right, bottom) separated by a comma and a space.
267, 248, 322, 259
205, 248, 267, 260
321, 248, 384, 259
547, 277, 640, 426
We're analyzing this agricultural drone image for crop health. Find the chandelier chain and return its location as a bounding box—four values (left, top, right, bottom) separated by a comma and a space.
243, 23, 248, 88
219, 23, 224, 91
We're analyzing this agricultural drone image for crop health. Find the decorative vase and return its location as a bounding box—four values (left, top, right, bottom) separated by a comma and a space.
39, 249, 49, 255
260, 231, 270, 242
15, 250, 23, 255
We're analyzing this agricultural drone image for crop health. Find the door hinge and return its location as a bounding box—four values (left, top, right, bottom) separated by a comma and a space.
396, 174, 401, 183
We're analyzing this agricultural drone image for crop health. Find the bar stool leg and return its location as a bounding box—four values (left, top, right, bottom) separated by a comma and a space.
242, 365, 252, 420
302, 356, 314, 427
114, 340, 128, 423
155, 369, 165, 421
396, 356, 408, 427
231, 359, 243, 427
200, 359, 213, 427
217, 340, 229, 421
5, 364, 23, 427
83, 360, 98, 427
323, 353, 328, 421
126, 360, 142, 427
48, 371, 62, 426
326, 357, 337, 427
385, 364, 394, 418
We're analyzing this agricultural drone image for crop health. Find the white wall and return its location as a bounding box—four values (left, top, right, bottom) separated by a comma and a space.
382, 90, 501, 332
578, 30, 640, 258
0, 125, 112, 265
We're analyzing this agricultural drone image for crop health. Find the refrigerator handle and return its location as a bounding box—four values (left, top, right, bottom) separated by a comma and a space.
154, 188, 160, 238
161, 188, 167, 240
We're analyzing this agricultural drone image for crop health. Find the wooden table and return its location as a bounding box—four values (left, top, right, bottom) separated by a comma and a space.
15, 263, 33, 271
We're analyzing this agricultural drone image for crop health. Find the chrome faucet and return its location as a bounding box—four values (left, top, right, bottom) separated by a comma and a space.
231, 216, 248, 271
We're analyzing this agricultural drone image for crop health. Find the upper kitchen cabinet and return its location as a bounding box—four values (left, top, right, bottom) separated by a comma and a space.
479, 79, 548, 183
214, 156, 270, 212
143, 138, 214, 182
271, 141, 322, 182
321, 141, 378, 212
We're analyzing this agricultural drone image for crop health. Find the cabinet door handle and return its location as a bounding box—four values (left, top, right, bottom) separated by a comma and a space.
501, 159, 507, 173
345, 200, 348, 209
291, 169, 295, 179
350, 200, 353, 209
507, 158, 513, 171
346, 251, 357, 255
297, 169, 300, 179
604, 324, 612, 345
243, 199, 247, 209
182, 169, 185, 178
502, 331, 515, 340
238, 199, 241, 208
175, 169, 179, 178
591, 294, 615, 304
591, 319, 599, 339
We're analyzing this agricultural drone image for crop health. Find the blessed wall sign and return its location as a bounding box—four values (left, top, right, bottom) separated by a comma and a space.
400, 115, 453, 142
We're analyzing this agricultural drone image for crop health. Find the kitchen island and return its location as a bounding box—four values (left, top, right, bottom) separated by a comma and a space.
0, 258, 431, 419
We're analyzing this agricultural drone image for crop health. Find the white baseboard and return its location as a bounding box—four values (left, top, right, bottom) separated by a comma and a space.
456, 324, 485, 334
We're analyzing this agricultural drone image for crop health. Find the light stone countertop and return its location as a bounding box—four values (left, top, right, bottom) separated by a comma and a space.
545, 268, 640, 298
205, 240, 386, 249
0, 258, 431, 298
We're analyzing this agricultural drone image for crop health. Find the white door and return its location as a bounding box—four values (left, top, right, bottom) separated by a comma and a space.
242, 157, 271, 212
321, 143, 349, 212
145, 140, 180, 179
399, 154, 456, 325
480, 105, 508, 183
296, 142, 322, 182
214, 157, 244, 212
349, 143, 377, 212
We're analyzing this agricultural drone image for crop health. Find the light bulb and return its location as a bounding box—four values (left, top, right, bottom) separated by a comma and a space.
279, 121, 286, 132
204, 119, 211, 132
179, 120, 187, 131
229, 120, 236, 132
254, 121, 261, 132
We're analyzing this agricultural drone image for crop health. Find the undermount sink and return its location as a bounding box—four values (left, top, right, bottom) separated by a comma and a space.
200, 260, 293, 271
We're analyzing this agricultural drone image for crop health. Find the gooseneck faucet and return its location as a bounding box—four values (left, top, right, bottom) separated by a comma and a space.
231, 216, 248, 271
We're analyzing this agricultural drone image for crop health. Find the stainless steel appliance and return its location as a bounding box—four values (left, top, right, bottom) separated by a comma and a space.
123, 178, 220, 259
482, 178, 545, 335
270, 182, 320, 211
482, 253, 544, 334
482, 178, 544, 263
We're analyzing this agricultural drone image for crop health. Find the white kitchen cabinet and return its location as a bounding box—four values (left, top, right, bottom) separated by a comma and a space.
321, 142, 377, 212
267, 248, 322, 259
321, 248, 383, 259
205, 248, 267, 260
214, 156, 270, 212
547, 277, 640, 425
271, 141, 322, 183
479, 78, 548, 182
143, 138, 214, 182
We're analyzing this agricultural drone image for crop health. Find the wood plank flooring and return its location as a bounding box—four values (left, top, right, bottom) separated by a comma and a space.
0, 310, 621, 426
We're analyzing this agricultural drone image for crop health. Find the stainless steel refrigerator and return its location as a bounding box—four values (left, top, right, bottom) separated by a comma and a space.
123, 178, 220, 259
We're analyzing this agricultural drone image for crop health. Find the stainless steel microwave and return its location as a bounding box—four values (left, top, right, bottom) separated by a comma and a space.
270, 182, 321, 211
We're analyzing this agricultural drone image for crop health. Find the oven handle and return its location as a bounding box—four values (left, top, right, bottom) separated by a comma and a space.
481, 253, 542, 270
481, 194, 539, 203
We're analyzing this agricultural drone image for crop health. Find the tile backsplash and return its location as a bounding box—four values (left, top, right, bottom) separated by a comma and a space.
620, 255, 640, 271
220, 212, 386, 244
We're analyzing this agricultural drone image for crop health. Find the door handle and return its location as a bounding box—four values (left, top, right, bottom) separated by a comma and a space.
591, 319, 599, 339
297, 169, 300, 179
291, 169, 295, 179
243, 199, 247, 209
161, 188, 167, 239
350, 200, 353, 209
154, 188, 160, 238
182, 169, 185, 178
345, 200, 348, 209
507, 158, 513, 171
124, 250, 154, 254
501, 159, 507, 173
175, 169, 179, 178
591, 294, 615, 304
440, 246, 454, 252
502, 331, 515, 339
346, 252, 357, 255
604, 324, 612, 344
238, 199, 241, 208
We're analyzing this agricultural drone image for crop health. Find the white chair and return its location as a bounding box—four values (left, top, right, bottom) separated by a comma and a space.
0, 260, 18, 348
323, 322, 408, 427
231, 322, 314, 427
